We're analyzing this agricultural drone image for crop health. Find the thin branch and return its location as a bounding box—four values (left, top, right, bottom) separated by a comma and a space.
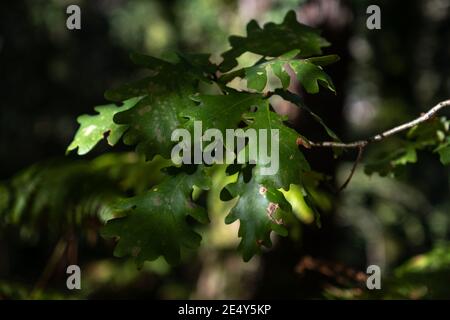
308, 99, 450, 148
30, 237, 67, 298
338, 145, 364, 192
304, 99, 450, 191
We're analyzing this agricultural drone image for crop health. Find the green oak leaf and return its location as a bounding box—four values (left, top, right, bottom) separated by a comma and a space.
113, 83, 197, 160
435, 137, 450, 165
105, 53, 209, 102
104, 54, 177, 102
67, 98, 140, 155
101, 166, 210, 266
365, 145, 418, 176
222, 172, 291, 261
365, 140, 447, 177
246, 63, 268, 92
180, 92, 265, 134
366, 117, 450, 175
289, 59, 336, 94
177, 52, 217, 79
244, 55, 337, 94
408, 117, 450, 165
407, 116, 448, 143
104, 76, 158, 102
437, 145, 450, 165
102, 53, 212, 160
240, 102, 311, 190
220, 10, 329, 72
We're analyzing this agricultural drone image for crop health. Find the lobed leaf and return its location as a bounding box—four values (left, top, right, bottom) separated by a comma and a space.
67, 98, 140, 155
243, 55, 337, 94
240, 101, 311, 190
180, 92, 265, 134
113, 84, 197, 160
220, 10, 330, 72
222, 171, 291, 261
102, 166, 210, 266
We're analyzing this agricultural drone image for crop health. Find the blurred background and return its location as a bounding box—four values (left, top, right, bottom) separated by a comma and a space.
1, 0, 450, 299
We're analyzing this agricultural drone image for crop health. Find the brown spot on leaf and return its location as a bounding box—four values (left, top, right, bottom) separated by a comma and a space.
266, 202, 283, 224
259, 186, 267, 195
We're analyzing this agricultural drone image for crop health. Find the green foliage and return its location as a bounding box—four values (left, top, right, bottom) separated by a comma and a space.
181, 93, 265, 134
221, 169, 291, 261
67, 98, 140, 155
104, 54, 211, 160
241, 102, 310, 190
61, 11, 450, 265
63, 10, 342, 265
437, 142, 450, 165
3, 11, 449, 267
365, 117, 450, 176
243, 50, 338, 93
0, 154, 169, 237
385, 244, 450, 299
114, 93, 195, 160
219, 10, 330, 72
102, 166, 210, 266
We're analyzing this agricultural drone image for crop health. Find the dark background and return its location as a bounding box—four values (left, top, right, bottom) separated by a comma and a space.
1, 0, 450, 299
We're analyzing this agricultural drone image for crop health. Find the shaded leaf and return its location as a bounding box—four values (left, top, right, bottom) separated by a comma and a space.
177, 52, 217, 78
366, 117, 450, 175
114, 84, 197, 160
220, 10, 329, 72
105, 53, 209, 102
102, 166, 210, 266
365, 145, 418, 176
435, 137, 450, 165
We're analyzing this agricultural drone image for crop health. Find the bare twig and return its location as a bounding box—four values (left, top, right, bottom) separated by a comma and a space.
308, 99, 450, 148
30, 237, 67, 298
305, 99, 450, 190
338, 145, 364, 191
